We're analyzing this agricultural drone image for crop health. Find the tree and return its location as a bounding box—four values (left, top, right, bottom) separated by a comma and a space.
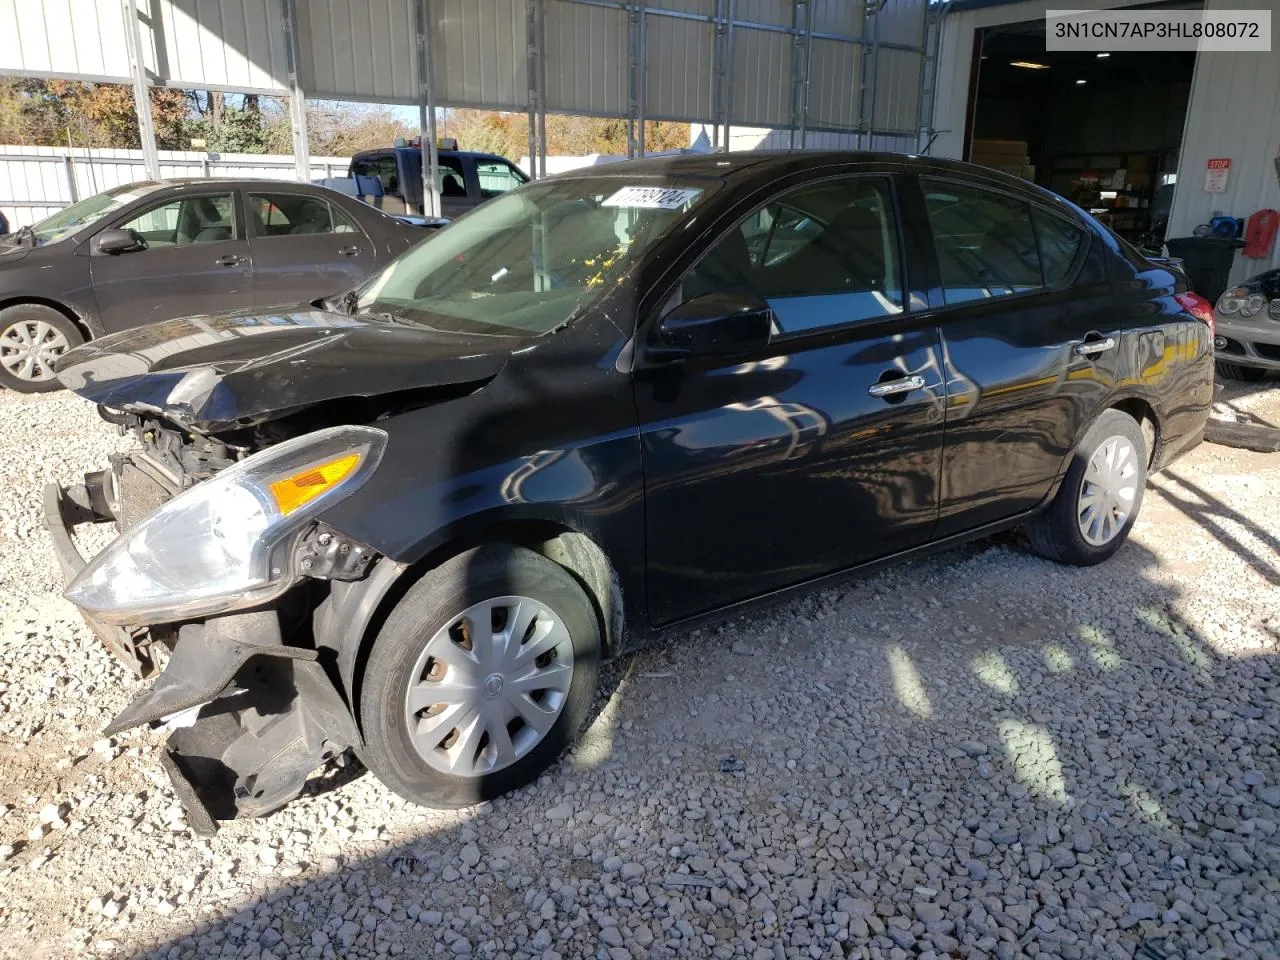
439, 108, 690, 158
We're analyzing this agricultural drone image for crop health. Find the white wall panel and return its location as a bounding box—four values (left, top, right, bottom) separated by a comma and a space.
810, 0, 860, 38
161, 0, 289, 92
730, 25, 790, 127
646, 10, 714, 122
870, 47, 921, 135
0, 0, 132, 80
807, 36, 859, 130
544, 0, 627, 115
298, 0, 418, 102
735, 0, 790, 28
433, 0, 528, 110
1167, 0, 1280, 284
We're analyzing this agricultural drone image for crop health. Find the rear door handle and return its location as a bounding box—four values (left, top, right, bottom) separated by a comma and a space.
1075, 337, 1116, 357
215, 254, 246, 267
338, 245, 361, 257
868, 374, 927, 398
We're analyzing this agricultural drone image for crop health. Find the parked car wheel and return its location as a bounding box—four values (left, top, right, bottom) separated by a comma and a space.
1215, 360, 1267, 382
358, 545, 601, 808
0, 304, 83, 393
1026, 409, 1147, 566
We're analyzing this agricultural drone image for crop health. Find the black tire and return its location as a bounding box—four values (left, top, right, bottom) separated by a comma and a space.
358, 544, 601, 808
1215, 360, 1267, 382
1026, 409, 1147, 566
0, 304, 84, 393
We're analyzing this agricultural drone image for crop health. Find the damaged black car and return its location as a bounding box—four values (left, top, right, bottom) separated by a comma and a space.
46, 153, 1213, 831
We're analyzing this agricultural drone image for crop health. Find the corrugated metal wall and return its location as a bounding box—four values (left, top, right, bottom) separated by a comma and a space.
1, 0, 930, 139
1166, 0, 1280, 285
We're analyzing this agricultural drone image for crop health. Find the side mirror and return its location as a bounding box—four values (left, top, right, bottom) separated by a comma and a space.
96, 228, 144, 254
656, 292, 774, 357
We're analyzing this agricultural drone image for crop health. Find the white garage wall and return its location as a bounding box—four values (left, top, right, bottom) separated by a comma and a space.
1165, 0, 1280, 285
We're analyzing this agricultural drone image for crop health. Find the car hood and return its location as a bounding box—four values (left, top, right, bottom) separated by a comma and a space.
1238, 268, 1280, 298
55, 308, 524, 431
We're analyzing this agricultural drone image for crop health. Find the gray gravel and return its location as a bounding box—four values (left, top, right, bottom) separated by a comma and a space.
1, 387, 1279, 960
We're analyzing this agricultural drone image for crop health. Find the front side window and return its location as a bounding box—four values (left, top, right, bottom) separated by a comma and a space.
249, 194, 358, 237
680, 176, 904, 335
923, 181, 1042, 304
355, 179, 713, 336
119, 193, 236, 247
476, 160, 527, 199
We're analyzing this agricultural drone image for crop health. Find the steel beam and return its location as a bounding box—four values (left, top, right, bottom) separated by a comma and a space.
414, 0, 441, 217
122, 0, 160, 180
790, 0, 813, 150
280, 0, 311, 181
526, 0, 545, 177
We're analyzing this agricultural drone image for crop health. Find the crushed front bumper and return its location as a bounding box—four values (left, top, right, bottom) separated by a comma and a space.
43, 477, 360, 833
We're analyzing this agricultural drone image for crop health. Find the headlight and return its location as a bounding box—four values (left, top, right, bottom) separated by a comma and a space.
65, 425, 387, 625
1217, 287, 1263, 317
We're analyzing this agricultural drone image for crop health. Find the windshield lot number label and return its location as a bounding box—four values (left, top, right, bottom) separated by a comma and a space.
602, 186, 702, 209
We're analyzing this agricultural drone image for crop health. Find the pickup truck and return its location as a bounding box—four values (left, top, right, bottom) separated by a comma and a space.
348, 145, 528, 219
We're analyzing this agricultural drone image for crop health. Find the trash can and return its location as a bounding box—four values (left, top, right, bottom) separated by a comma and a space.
1164, 236, 1244, 306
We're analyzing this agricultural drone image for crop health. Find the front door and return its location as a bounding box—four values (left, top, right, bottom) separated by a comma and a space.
90, 190, 253, 333
911, 177, 1126, 536
635, 174, 946, 625
246, 191, 377, 307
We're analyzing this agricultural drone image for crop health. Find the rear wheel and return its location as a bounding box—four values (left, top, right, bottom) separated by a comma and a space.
1026, 409, 1147, 566
1215, 360, 1267, 382
358, 545, 601, 808
0, 304, 84, 393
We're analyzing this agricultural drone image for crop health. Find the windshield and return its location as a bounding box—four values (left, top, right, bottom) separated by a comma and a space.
28, 184, 158, 245
354, 179, 714, 336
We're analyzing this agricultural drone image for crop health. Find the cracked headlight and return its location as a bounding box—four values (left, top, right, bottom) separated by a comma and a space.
66, 425, 387, 625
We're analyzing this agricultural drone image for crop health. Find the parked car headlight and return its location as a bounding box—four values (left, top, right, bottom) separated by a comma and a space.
65, 425, 387, 625
1217, 287, 1265, 318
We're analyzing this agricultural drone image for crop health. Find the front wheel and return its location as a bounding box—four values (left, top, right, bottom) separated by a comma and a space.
358, 545, 601, 808
1026, 409, 1147, 566
0, 304, 84, 393
1215, 360, 1267, 382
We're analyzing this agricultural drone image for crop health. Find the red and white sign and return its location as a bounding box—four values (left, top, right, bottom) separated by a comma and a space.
1205, 158, 1231, 193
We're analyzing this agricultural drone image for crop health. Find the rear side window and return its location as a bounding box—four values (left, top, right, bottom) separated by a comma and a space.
681, 176, 904, 335
476, 160, 526, 199
1033, 209, 1086, 286
923, 182, 1041, 304
249, 194, 359, 237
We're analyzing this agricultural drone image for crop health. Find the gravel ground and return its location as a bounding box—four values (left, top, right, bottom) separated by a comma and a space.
1, 383, 1279, 960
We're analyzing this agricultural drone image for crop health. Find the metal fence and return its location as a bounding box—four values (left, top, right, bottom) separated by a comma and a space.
0, 146, 351, 229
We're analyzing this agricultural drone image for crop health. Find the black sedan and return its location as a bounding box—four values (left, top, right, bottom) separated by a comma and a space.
0, 179, 422, 392
47, 152, 1213, 830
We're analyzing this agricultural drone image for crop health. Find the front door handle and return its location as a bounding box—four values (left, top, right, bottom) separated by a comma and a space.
338, 245, 361, 257
215, 254, 245, 267
1075, 337, 1117, 357
868, 374, 927, 398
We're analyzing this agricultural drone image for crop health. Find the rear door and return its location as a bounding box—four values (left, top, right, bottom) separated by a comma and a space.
634, 173, 946, 624
246, 190, 377, 307
909, 176, 1125, 535
89, 189, 252, 332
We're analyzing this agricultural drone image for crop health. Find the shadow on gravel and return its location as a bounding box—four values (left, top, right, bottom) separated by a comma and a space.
1151, 468, 1280, 586
134, 535, 1279, 960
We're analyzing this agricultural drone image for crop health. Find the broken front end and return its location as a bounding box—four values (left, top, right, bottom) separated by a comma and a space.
45, 412, 387, 834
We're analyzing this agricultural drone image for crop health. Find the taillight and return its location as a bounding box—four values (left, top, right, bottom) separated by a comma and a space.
1175, 291, 1214, 336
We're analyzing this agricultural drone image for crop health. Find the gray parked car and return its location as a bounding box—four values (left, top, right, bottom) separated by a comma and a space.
0, 179, 424, 392
1213, 268, 1280, 380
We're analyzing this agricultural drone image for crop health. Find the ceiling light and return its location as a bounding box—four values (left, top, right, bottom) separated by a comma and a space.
1010, 61, 1050, 70
1097, 52, 1110, 58
1076, 79, 1087, 85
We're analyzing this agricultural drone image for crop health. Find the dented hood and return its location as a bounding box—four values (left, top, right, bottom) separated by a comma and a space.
55, 309, 522, 431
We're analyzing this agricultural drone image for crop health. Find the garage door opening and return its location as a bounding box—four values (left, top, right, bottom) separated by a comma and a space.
964, 4, 1199, 250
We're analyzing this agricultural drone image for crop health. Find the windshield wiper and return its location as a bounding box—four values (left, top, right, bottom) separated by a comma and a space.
12, 225, 35, 247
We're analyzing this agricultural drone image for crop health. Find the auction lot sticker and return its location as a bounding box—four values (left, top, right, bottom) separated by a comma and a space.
602, 186, 703, 209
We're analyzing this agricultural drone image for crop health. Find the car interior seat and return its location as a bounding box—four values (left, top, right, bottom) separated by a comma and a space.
289, 202, 332, 235
441, 174, 467, 198
181, 197, 232, 244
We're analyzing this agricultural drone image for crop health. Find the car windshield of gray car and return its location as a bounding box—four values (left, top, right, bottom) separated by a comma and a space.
27, 184, 158, 245
354, 179, 715, 336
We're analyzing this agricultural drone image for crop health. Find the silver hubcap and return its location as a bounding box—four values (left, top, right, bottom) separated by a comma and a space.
1077, 435, 1139, 546
0, 319, 70, 382
404, 596, 574, 777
